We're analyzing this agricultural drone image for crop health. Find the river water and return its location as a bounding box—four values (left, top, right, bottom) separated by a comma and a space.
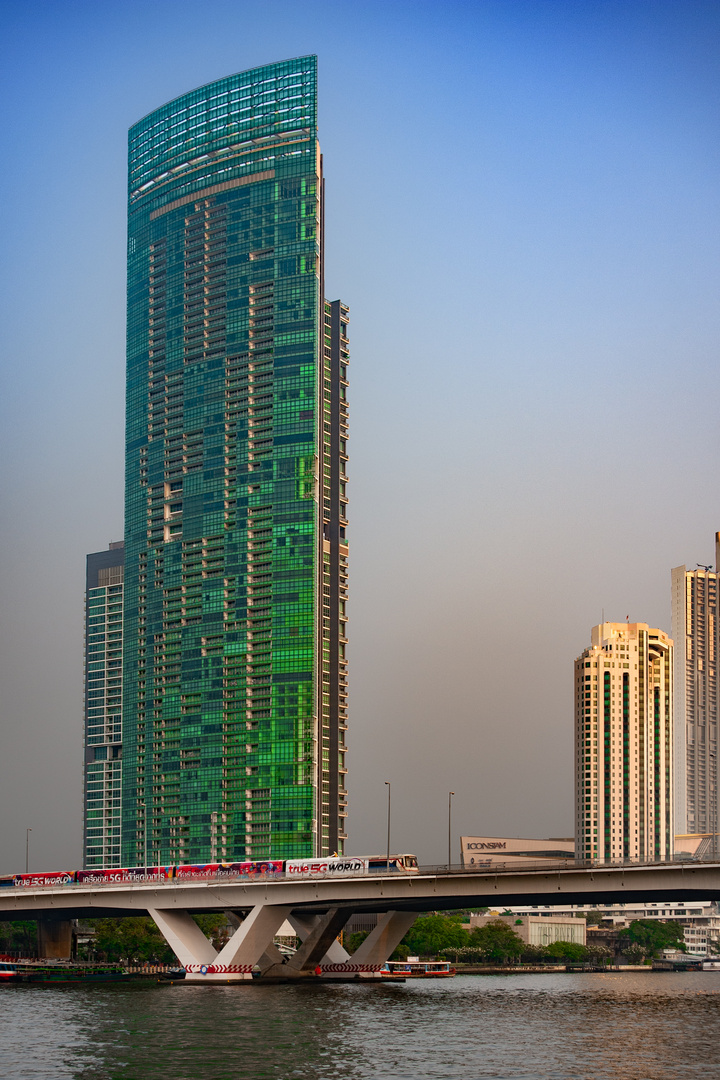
1, 972, 719, 1080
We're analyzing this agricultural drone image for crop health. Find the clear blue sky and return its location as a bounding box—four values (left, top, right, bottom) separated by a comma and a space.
0, 0, 718, 870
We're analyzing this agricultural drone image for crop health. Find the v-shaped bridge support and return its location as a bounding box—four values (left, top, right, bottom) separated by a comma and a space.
149, 904, 292, 981
149, 904, 421, 982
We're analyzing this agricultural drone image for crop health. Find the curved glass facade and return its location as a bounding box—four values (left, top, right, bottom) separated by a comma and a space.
121, 57, 349, 866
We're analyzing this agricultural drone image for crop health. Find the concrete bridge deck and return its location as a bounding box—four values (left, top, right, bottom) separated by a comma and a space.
3, 860, 717, 981
1, 859, 718, 921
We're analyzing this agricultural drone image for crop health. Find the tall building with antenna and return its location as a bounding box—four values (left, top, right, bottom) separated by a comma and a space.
119, 56, 349, 866
672, 534, 720, 837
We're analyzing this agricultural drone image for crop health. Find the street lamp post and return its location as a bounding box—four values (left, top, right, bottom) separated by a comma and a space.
448, 792, 455, 871
25, 828, 31, 874
385, 781, 391, 873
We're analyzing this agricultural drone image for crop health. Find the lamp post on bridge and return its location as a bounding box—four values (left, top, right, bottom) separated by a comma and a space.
385, 781, 391, 873
25, 828, 31, 874
448, 792, 454, 871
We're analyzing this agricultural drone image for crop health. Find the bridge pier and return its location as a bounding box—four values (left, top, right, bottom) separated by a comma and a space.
351, 911, 420, 971
264, 908, 421, 979
148, 907, 219, 977
260, 907, 353, 978
148, 904, 421, 982
149, 903, 292, 981
290, 911, 352, 964
37, 918, 75, 960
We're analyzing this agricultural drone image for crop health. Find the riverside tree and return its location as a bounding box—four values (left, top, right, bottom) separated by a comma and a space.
468, 920, 524, 964
404, 914, 469, 957
543, 941, 589, 963
347, 916, 468, 959
618, 919, 686, 959
0, 920, 37, 956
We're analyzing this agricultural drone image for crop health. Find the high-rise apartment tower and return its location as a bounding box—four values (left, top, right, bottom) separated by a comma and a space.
671, 535, 720, 836
83, 542, 125, 868
122, 57, 349, 866
575, 622, 673, 863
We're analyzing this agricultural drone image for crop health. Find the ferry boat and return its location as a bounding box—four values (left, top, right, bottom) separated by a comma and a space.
0, 960, 131, 984
381, 959, 455, 979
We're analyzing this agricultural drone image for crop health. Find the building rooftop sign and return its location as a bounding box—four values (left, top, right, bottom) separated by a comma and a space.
461, 836, 575, 869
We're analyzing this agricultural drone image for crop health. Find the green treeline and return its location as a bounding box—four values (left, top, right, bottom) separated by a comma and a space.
0, 915, 229, 964
0, 921, 37, 955
1, 914, 690, 966
349, 914, 690, 964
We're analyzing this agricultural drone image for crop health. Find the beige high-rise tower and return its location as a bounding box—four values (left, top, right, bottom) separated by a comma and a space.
575, 622, 673, 863
671, 534, 720, 836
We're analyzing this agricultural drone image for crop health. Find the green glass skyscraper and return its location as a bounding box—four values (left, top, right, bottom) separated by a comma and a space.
84, 542, 125, 868
122, 56, 349, 866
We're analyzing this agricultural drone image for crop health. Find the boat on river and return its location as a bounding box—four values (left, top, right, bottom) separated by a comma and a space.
381, 959, 455, 978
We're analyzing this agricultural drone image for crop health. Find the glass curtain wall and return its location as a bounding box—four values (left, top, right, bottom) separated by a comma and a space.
122, 56, 347, 866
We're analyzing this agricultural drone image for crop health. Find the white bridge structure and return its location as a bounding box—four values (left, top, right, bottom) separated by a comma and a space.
2, 860, 719, 982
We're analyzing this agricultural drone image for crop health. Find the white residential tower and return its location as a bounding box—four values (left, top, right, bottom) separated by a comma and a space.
575, 622, 673, 863
671, 535, 720, 836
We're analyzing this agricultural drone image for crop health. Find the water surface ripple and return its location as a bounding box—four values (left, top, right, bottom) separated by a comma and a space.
0, 972, 718, 1080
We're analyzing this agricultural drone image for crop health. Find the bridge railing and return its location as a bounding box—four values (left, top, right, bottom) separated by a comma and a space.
425, 853, 720, 875
3, 853, 718, 891
3, 868, 422, 890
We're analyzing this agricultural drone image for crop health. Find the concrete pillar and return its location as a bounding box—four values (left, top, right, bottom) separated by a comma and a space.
148, 908, 217, 969
260, 907, 353, 978
257, 943, 289, 970
223, 907, 289, 969
37, 919, 74, 960
150, 904, 293, 981
351, 910, 419, 968
148, 905, 418, 983
286, 907, 351, 972
148, 902, 295, 980
290, 912, 352, 964
213, 904, 292, 975
225, 908, 287, 968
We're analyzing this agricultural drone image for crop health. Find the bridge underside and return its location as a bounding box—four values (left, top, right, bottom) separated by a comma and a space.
4, 887, 720, 925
